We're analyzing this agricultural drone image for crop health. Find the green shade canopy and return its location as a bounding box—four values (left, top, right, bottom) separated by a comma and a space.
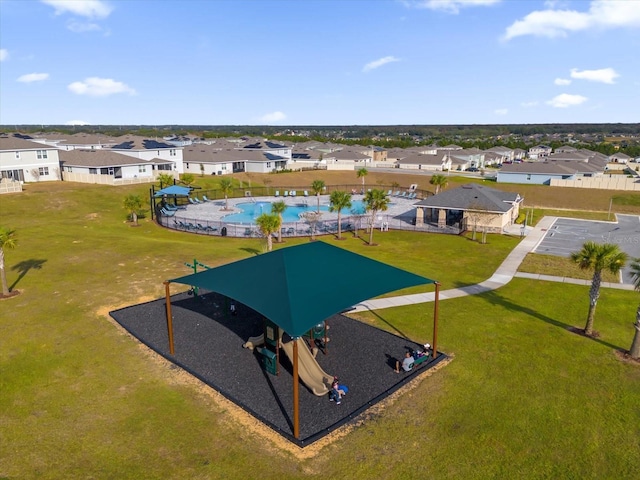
170, 241, 435, 338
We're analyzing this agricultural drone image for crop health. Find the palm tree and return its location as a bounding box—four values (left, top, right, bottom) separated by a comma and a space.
629, 259, 640, 359
0, 227, 17, 296
255, 213, 280, 252
329, 190, 352, 240
311, 179, 325, 213
157, 173, 174, 189
219, 178, 234, 210
123, 194, 144, 226
180, 173, 195, 187
363, 189, 390, 246
270, 200, 287, 243
356, 167, 368, 193
429, 174, 448, 194
570, 241, 628, 336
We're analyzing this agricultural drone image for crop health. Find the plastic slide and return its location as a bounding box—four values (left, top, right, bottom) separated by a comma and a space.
243, 334, 264, 350
279, 338, 333, 396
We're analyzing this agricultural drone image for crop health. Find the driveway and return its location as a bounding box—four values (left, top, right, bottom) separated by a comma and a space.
534, 214, 640, 285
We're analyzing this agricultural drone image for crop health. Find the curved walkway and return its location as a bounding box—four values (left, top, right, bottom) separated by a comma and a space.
352, 216, 634, 313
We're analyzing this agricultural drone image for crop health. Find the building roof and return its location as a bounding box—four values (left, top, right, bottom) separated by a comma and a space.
499, 161, 601, 175
415, 184, 521, 213
59, 149, 172, 167
396, 152, 449, 165
0, 133, 55, 151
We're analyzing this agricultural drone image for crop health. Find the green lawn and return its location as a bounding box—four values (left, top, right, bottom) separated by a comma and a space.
1, 182, 639, 479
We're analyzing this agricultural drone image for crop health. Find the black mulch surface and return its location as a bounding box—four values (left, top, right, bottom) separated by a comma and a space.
110, 291, 447, 447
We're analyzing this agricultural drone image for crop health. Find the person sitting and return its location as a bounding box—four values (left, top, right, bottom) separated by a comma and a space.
414, 343, 430, 358
395, 351, 415, 373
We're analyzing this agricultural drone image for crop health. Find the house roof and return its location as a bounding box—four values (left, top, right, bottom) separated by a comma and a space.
415, 184, 521, 213
169, 241, 435, 338
0, 134, 55, 151
396, 152, 449, 165
499, 161, 601, 175
59, 149, 173, 167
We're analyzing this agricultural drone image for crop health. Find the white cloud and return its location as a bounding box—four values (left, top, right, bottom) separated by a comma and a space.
0, 49, 8, 62
521, 101, 539, 107
503, 0, 640, 40
554, 78, 571, 86
546, 93, 588, 108
494, 108, 508, 115
17, 73, 50, 83
259, 111, 286, 122
363, 56, 400, 73
68, 77, 136, 96
65, 120, 90, 126
66, 20, 102, 32
570, 67, 619, 84
41, 0, 113, 19
407, 0, 501, 14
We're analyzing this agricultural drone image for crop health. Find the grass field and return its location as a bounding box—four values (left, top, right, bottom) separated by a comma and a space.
1, 178, 639, 479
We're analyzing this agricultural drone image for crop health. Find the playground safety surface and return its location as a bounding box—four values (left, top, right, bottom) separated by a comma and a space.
110, 291, 447, 446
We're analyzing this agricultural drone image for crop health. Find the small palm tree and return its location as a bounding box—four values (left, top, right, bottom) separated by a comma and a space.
363, 189, 390, 246
311, 179, 325, 213
629, 259, 640, 359
219, 178, 234, 210
157, 173, 174, 189
570, 241, 628, 336
429, 174, 448, 194
357, 167, 368, 193
329, 190, 352, 240
0, 227, 17, 296
180, 173, 195, 187
123, 194, 144, 226
270, 200, 287, 243
255, 213, 280, 252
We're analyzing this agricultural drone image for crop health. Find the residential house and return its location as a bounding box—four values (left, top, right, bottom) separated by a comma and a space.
496, 161, 604, 185
0, 133, 61, 183
396, 152, 452, 171
106, 135, 185, 173
528, 145, 552, 160
59, 149, 175, 184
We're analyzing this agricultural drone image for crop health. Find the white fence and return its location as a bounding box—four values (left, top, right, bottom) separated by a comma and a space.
551, 176, 640, 191
0, 179, 23, 194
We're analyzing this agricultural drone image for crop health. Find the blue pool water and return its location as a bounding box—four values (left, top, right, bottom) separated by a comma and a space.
223, 200, 367, 223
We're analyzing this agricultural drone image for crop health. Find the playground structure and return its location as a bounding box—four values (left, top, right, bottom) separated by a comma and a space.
243, 320, 333, 396
164, 241, 441, 441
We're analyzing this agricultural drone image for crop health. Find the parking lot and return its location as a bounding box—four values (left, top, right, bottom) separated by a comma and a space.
534, 215, 640, 285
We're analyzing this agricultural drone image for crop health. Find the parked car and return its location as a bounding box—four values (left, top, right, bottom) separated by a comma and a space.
467, 167, 479, 172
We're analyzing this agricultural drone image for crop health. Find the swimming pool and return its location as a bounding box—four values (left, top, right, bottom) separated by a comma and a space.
223, 200, 367, 223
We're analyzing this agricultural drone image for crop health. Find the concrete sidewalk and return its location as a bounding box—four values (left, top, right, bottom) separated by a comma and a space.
352, 216, 633, 313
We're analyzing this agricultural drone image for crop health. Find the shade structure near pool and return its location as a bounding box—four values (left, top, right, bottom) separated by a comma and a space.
166, 240, 438, 439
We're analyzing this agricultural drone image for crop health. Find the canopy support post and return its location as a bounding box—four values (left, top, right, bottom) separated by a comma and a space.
164, 281, 175, 355
433, 282, 440, 359
293, 338, 300, 439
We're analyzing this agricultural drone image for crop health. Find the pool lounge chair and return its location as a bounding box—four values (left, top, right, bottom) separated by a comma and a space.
160, 207, 176, 217
392, 190, 400, 197
387, 190, 393, 196
202, 195, 211, 202
291, 191, 297, 197
304, 191, 309, 197
284, 191, 289, 197
275, 191, 280, 197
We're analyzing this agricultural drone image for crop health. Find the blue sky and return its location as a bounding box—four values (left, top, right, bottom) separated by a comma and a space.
1, 0, 639, 126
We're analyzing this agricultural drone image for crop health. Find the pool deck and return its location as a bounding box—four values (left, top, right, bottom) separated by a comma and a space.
159, 194, 423, 237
